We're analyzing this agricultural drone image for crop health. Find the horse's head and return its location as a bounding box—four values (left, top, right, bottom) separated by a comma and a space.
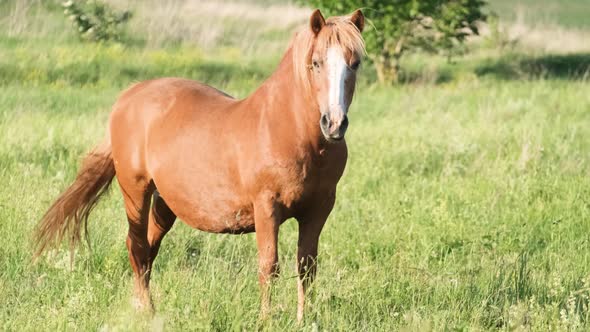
294, 9, 365, 142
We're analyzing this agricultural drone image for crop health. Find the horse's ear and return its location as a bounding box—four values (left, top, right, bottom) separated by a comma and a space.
350, 9, 365, 33
310, 9, 325, 36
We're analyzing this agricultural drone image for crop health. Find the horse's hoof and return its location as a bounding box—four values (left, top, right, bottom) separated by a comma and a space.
131, 296, 154, 313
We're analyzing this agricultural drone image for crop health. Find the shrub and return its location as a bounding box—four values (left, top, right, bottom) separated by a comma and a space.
62, 0, 132, 42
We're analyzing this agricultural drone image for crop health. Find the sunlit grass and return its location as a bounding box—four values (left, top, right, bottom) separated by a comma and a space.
490, 0, 590, 30
2, 66, 590, 330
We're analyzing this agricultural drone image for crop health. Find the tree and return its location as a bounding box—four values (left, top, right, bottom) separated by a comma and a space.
299, 0, 487, 83
62, 0, 132, 43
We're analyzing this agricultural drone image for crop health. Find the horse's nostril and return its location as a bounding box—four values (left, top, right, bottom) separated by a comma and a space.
320, 113, 348, 141
320, 113, 330, 128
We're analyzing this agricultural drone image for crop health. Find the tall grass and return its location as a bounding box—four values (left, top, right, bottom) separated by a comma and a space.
0, 0, 309, 55
489, 0, 590, 30
2, 73, 590, 331
114, 0, 308, 52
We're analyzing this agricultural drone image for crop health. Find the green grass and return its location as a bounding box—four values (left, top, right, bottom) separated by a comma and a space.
2, 0, 590, 331
0, 43, 273, 93
489, 0, 590, 29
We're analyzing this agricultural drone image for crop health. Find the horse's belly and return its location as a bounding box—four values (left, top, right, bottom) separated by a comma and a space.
183, 203, 256, 234
156, 184, 255, 234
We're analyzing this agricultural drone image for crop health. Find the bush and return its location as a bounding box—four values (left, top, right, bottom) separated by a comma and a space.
300, 0, 487, 83
62, 0, 132, 42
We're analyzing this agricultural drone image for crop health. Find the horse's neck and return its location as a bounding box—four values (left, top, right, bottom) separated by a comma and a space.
247, 48, 324, 151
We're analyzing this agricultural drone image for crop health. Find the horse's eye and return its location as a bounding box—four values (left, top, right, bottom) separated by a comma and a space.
350, 60, 361, 70
312, 60, 320, 69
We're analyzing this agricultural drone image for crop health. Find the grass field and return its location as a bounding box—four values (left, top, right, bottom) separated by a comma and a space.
2, 0, 590, 331
489, 0, 590, 30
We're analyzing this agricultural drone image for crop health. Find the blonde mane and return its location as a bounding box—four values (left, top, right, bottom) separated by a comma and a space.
292, 15, 365, 95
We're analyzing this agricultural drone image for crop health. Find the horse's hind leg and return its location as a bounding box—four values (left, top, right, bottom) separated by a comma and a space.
146, 190, 176, 280
118, 176, 155, 310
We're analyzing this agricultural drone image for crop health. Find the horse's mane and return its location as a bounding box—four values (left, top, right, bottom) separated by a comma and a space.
291, 15, 365, 95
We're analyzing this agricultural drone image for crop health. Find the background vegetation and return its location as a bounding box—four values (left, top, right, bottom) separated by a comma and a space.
1, 0, 590, 330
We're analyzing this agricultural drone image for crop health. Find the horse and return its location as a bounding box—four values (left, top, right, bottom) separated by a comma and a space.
34, 9, 365, 322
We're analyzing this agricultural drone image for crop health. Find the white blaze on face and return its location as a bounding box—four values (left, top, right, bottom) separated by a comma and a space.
326, 47, 348, 124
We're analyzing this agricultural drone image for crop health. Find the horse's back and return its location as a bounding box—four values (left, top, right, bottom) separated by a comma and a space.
109, 78, 230, 177
113, 78, 235, 115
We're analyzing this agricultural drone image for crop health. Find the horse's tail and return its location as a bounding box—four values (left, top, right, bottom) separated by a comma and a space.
33, 139, 116, 259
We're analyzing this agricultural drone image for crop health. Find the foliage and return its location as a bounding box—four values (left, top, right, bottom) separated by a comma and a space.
483, 13, 518, 51
62, 0, 132, 42
300, 0, 487, 83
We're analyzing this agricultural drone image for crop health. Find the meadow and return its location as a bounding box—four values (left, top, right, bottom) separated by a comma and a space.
1, 0, 590, 330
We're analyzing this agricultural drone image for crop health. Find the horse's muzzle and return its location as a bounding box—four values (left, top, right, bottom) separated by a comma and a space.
320, 113, 348, 141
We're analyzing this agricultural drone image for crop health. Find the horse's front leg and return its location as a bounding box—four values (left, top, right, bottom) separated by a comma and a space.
254, 192, 281, 318
296, 192, 335, 323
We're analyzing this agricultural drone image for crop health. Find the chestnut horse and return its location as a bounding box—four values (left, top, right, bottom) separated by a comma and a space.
34, 9, 365, 321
